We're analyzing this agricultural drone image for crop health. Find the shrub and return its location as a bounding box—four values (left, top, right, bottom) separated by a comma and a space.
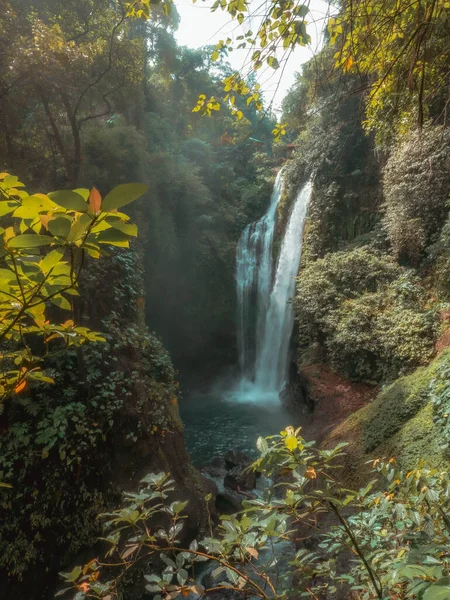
60, 428, 450, 600
295, 247, 437, 381
383, 126, 450, 263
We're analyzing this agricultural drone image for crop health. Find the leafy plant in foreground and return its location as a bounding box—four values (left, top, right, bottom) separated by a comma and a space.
58, 426, 450, 599
0, 173, 146, 405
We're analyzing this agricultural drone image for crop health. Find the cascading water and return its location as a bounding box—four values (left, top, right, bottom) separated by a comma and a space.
236, 170, 284, 380
235, 173, 312, 400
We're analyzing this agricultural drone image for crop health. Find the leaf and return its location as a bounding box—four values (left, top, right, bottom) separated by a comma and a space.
121, 544, 139, 560
246, 547, 259, 559
61, 566, 82, 583
171, 500, 188, 514
8, 234, 52, 249
97, 228, 132, 246
105, 218, 138, 237
48, 190, 88, 213
256, 436, 269, 454
285, 436, 298, 451
423, 578, 450, 600
89, 187, 102, 214
0, 268, 17, 283
67, 214, 92, 242
267, 55, 280, 69
48, 217, 72, 239
0, 201, 15, 217
73, 188, 89, 201
50, 295, 71, 310
101, 183, 148, 212
40, 249, 65, 273
305, 467, 317, 479
14, 380, 27, 393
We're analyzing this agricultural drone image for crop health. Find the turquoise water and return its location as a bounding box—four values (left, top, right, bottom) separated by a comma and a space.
179, 389, 291, 467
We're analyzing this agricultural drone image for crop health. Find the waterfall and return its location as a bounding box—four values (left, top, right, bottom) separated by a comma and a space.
236, 170, 284, 380
235, 173, 312, 399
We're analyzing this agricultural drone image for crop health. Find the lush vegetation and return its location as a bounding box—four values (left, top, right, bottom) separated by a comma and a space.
61, 428, 450, 600
1, 0, 450, 598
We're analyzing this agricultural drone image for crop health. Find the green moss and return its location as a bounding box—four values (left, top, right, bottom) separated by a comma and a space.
360, 362, 439, 452
337, 351, 450, 467
377, 404, 447, 469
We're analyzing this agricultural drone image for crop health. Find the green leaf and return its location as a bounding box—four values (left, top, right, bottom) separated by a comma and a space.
50, 295, 71, 310
101, 183, 148, 212
97, 228, 132, 246
48, 217, 72, 239
171, 500, 188, 514
423, 578, 450, 600
0, 268, 17, 283
8, 234, 52, 249
256, 436, 269, 454
48, 190, 88, 213
73, 188, 89, 201
267, 55, 280, 69
60, 566, 82, 583
0, 201, 16, 217
106, 218, 138, 237
67, 214, 92, 242
40, 249, 65, 274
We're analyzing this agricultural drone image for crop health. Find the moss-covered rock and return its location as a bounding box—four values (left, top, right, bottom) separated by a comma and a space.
323, 352, 450, 486
360, 359, 444, 452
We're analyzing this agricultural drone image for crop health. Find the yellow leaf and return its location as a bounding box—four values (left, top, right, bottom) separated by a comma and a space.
285, 436, 298, 451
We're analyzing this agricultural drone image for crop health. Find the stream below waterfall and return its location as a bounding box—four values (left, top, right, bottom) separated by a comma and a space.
180, 391, 291, 466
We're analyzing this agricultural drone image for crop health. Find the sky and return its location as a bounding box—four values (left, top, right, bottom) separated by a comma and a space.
173, 0, 335, 112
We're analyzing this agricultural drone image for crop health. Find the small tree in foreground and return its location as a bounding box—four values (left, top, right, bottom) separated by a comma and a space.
0, 172, 147, 406
59, 427, 450, 600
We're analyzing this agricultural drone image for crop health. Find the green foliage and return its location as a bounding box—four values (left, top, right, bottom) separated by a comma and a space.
60, 428, 450, 600
295, 247, 437, 381
428, 353, 450, 456
0, 172, 144, 403
383, 126, 450, 264
328, 0, 450, 143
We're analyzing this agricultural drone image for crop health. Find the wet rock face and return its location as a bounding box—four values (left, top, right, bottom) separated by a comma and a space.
224, 449, 252, 470
200, 450, 260, 513
224, 465, 257, 491
280, 361, 314, 420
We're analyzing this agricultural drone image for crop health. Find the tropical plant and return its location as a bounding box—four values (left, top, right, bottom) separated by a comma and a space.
0, 171, 146, 405
59, 427, 450, 600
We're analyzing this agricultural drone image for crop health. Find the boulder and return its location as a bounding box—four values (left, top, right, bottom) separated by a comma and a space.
224, 449, 252, 470
224, 465, 256, 491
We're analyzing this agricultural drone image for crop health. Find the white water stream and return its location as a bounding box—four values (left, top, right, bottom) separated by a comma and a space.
235, 173, 312, 400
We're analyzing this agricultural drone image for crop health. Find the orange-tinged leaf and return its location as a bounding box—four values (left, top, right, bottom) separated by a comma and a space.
246, 547, 259, 559
78, 582, 90, 593
305, 467, 317, 479
40, 214, 50, 230
343, 56, 353, 71
14, 380, 27, 393
89, 187, 102, 214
